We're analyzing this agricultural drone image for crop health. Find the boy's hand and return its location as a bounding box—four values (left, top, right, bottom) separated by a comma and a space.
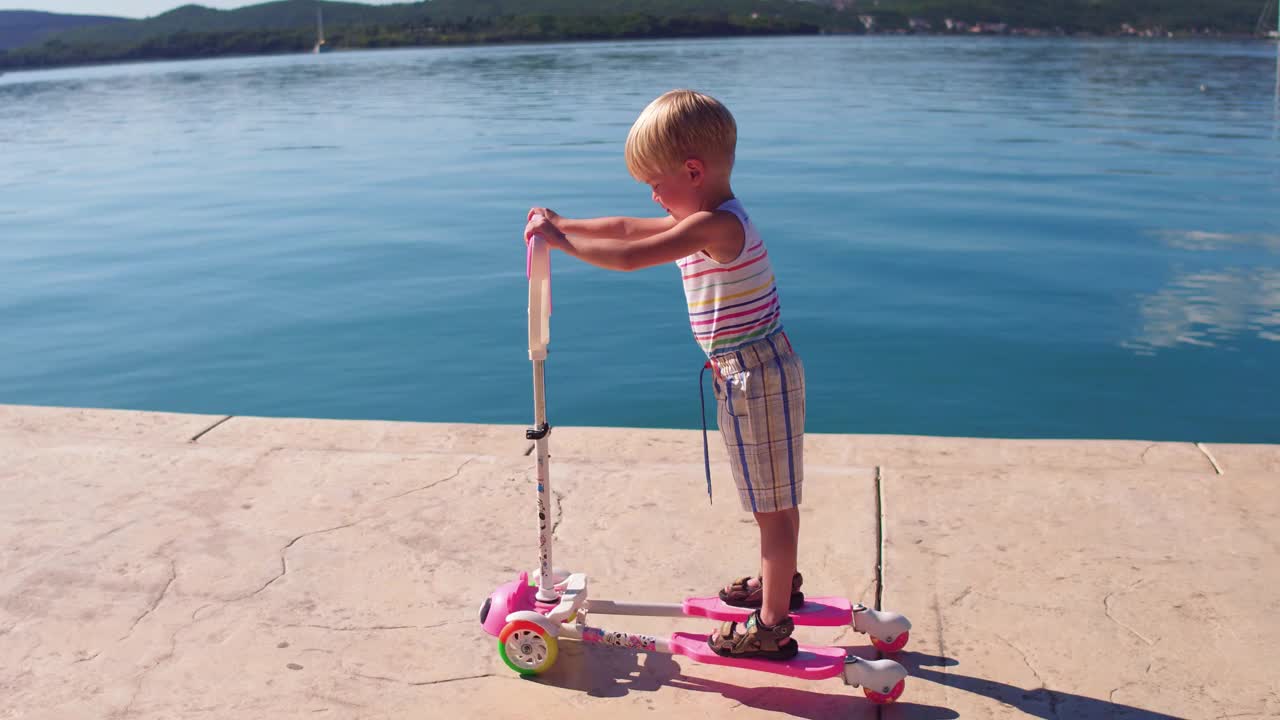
527, 207, 561, 225
525, 213, 568, 251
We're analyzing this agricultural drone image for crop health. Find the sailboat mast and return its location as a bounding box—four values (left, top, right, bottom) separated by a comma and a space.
1260, 0, 1280, 37
311, 2, 327, 53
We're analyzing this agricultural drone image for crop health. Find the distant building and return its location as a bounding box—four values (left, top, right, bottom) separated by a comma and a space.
908, 18, 932, 32
858, 15, 876, 32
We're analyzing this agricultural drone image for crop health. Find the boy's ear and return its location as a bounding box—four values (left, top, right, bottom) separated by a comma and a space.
685, 158, 705, 185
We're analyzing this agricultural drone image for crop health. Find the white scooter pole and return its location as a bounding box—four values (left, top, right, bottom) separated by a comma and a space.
526, 223, 557, 603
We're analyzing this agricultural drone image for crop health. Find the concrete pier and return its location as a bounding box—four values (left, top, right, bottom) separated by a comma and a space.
1, 404, 1276, 719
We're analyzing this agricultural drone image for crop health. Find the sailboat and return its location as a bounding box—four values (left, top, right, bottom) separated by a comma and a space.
1269, 0, 1279, 141
1259, 0, 1279, 38
313, 5, 332, 53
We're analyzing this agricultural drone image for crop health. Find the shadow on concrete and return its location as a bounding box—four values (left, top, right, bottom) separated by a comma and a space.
532, 642, 957, 720
894, 652, 1185, 720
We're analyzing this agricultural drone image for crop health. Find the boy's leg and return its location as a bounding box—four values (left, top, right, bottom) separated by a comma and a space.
708, 338, 806, 658
709, 507, 799, 659
757, 507, 800, 629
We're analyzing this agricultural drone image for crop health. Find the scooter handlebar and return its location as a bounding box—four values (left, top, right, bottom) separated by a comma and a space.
527, 216, 551, 360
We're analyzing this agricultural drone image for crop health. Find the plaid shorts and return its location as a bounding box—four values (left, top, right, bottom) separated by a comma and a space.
710, 331, 805, 513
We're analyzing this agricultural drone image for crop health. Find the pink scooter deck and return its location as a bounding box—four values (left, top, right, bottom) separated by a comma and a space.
682, 596, 854, 627
669, 632, 846, 680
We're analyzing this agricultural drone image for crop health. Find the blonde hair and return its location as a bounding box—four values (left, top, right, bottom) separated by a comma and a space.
625, 89, 737, 181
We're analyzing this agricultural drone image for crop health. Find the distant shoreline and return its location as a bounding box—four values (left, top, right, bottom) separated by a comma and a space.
2, 31, 1276, 77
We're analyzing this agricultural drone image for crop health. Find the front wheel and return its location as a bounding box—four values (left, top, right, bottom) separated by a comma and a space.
498, 620, 558, 675
870, 630, 910, 654
864, 678, 905, 704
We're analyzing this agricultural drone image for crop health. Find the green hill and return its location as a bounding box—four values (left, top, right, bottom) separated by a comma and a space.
49, 0, 837, 44
861, 0, 1264, 34
0, 10, 125, 50
0, 0, 838, 69
54, 1, 422, 43
0, 0, 1270, 71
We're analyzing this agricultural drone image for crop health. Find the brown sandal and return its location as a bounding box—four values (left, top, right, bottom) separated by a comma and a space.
719, 572, 805, 610
707, 610, 798, 660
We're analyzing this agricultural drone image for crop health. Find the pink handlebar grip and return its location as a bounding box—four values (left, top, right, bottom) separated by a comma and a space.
526, 215, 551, 358
526, 213, 545, 279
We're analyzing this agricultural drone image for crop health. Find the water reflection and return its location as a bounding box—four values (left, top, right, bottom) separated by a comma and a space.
1126, 230, 1280, 353
1154, 229, 1280, 252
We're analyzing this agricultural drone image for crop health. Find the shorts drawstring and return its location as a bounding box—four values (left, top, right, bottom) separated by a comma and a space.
700, 360, 713, 505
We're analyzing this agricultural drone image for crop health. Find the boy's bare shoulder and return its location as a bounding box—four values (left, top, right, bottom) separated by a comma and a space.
698, 208, 746, 263
678, 208, 743, 234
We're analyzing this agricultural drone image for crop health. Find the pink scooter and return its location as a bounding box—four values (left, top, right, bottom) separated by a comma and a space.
479, 226, 910, 704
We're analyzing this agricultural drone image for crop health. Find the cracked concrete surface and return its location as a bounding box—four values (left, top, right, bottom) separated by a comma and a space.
119, 559, 177, 642
1, 405, 1277, 720
883, 462, 1280, 719
1103, 579, 1158, 646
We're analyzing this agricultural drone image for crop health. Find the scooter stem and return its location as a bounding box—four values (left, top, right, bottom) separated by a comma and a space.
527, 229, 556, 603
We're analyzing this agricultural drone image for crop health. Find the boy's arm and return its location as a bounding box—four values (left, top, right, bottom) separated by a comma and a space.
560, 215, 677, 242
528, 208, 676, 242
527, 211, 740, 273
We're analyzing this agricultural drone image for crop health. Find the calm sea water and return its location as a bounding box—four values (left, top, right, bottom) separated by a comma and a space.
1, 37, 1277, 442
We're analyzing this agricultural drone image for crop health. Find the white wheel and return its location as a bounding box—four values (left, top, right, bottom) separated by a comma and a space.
498, 620, 558, 674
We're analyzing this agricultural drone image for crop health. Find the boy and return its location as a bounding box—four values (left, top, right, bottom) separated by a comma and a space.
524, 89, 805, 661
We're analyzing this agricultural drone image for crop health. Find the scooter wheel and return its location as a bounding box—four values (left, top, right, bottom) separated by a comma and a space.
498, 620, 558, 675
871, 630, 909, 654
864, 678, 905, 704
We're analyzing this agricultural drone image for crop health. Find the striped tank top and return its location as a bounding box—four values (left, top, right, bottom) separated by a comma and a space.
678, 198, 783, 357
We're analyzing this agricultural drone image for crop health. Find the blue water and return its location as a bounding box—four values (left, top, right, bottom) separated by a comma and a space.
2, 37, 1278, 442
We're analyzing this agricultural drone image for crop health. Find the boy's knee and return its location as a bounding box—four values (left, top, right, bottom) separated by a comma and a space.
753, 508, 793, 525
